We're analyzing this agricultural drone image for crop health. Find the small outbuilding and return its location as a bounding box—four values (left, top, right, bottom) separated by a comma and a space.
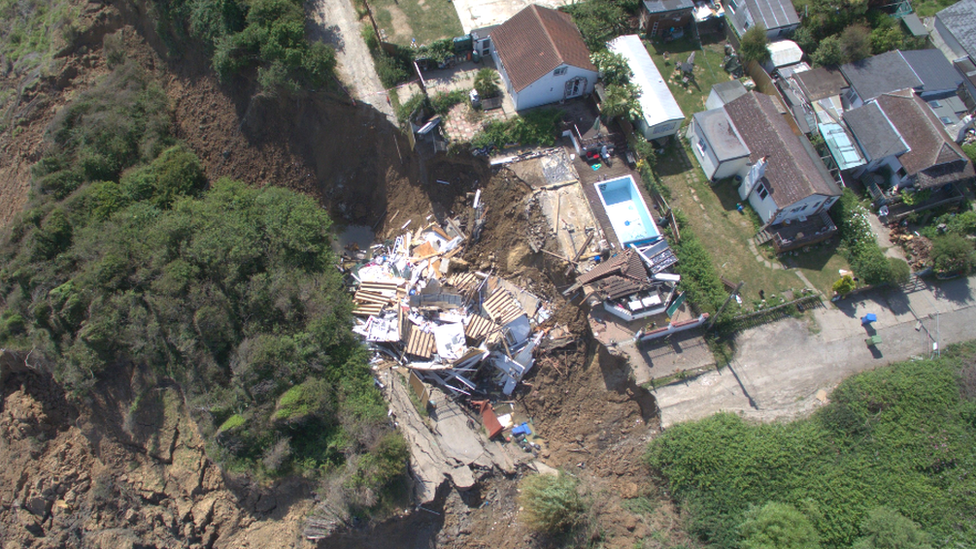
607, 35, 685, 141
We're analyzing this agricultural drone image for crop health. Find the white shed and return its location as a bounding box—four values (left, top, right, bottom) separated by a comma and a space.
607, 35, 685, 141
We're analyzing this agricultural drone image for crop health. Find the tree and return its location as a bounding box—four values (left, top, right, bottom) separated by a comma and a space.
740, 25, 770, 64
474, 68, 501, 99
833, 274, 856, 296
962, 142, 976, 164
930, 233, 976, 274
840, 25, 872, 62
591, 50, 632, 86
813, 35, 843, 66
739, 502, 821, 549
519, 472, 586, 533
853, 508, 933, 549
601, 83, 642, 122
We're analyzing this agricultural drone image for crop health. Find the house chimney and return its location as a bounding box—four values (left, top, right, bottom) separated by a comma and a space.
744, 155, 768, 197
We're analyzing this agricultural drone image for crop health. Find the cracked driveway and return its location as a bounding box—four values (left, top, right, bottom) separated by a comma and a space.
309, 0, 397, 124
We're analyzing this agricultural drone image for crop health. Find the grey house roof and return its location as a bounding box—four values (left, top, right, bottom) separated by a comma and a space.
794, 66, 848, 102
936, 0, 976, 62
840, 51, 923, 102
724, 92, 841, 206
844, 102, 908, 162
748, 0, 799, 30
693, 109, 749, 161
901, 49, 963, 97
643, 0, 694, 14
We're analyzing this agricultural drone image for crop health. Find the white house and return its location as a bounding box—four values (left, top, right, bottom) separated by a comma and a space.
607, 34, 685, 141
688, 91, 842, 226
490, 5, 598, 111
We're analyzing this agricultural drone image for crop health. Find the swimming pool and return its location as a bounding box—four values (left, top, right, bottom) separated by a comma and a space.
595, 175, 660, 248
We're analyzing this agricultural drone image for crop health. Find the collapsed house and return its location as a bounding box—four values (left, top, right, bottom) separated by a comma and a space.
565, 245, 678, 322
347, 209, 551, 398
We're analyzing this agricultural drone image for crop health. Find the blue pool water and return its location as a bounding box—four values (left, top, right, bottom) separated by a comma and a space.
596, 175, 660, 248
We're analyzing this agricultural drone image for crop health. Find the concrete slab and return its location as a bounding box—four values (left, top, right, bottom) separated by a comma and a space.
654, 275, 976, 427
452, 0, 576, 34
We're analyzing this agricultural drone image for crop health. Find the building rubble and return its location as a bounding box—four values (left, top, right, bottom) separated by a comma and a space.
344, 209, 554, 401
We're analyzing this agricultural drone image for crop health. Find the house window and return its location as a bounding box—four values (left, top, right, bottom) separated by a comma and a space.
940, 116, 953, 124
656, 122, 676, 133
728, 0, 737, 13
554, 67, 568, 76
929, 100, 942, 108
757, 183, 769, 200
696, 138, 708, 157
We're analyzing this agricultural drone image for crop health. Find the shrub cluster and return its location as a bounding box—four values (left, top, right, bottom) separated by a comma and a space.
670, 212, 729, 316
832, 190, 908, 286
151, 0, 336, 93
1, 62, 404, 495
648, 346, 976, 548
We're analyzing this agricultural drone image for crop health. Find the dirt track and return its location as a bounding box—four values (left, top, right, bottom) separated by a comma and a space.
309, 0, 397, 124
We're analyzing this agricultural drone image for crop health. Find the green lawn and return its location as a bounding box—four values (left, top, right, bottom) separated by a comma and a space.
644, 35, 734, 122
654, 141, 849, 304
369, 0, 463, 46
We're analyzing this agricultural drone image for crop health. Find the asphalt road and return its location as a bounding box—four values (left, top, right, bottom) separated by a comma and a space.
309, 0, 397, 124
654, 274, 976, 427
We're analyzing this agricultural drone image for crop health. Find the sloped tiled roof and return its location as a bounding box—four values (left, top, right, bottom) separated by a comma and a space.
874, 90, 974, 188
936, 0, 976, 62
491, 5, 596, 92
794, 66, 848, 102
840, 51, 923, 102
724, 92, 841, 206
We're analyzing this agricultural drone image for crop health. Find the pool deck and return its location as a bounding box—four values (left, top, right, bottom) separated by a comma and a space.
574, 153, 662, 253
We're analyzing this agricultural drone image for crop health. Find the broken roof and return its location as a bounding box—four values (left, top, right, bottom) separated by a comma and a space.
577, 249, 649, 286
936, 0, 976, 62
491, 5, 596, 93
724, 92, 841, 205
794, 66, 848, 102
843, 101, 908, 162
643, 0, 694, 13
840, 51, 923, 103
874, 90, 975, 187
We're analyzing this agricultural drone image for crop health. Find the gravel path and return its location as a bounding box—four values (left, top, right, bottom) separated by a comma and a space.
309, 0, 397, 125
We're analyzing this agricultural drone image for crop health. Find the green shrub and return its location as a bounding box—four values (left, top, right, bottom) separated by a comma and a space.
832, 190, 897, 285
519, 472, 586, 533
471, 109, 561, 148
832, 274, 856, 296
853, 508, 933, 549
740, 25, 770, 64
740, 502, 821, 549
219, 414, 246, 432
673, 231, 728, 316
430, 90, 467, 115
813, 36, 843, 66
930, 233, 976, 274
473, 68, 501, 99
887, 258, 911, 285
648, 353, 976, 549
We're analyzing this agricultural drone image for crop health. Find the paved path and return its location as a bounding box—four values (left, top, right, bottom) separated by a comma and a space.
654, 274, 976, 427
309, 0, 396, 124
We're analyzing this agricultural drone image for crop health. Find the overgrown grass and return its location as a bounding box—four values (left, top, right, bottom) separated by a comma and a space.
648, 342, 976, 549
471, 108, 562, 148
